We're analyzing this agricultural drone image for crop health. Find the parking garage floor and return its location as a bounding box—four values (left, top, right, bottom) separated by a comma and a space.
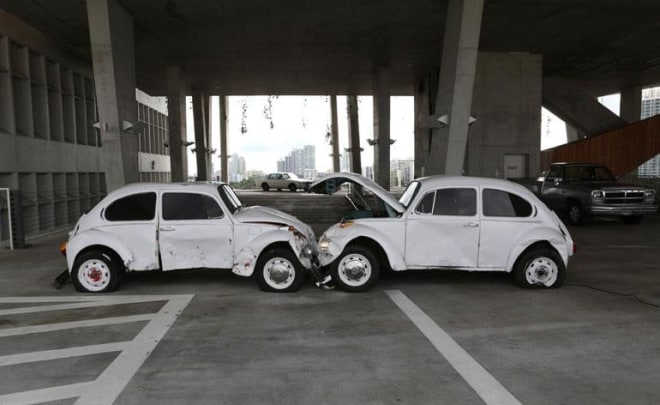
1, 195, 659, 405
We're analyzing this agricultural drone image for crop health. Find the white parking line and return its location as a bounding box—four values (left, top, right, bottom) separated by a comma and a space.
0, 294, 193, 405
385, 290, 522, 405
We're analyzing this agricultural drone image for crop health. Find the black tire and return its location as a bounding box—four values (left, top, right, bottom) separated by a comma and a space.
330, 244, 379, 292
71, 250, 122, 292
513, 247, 565, 289
288, 183, 297, 192
621, 215, 643, 225
567, 203, 584, 225
261, 183, 270, 191
255, 247, 306, 292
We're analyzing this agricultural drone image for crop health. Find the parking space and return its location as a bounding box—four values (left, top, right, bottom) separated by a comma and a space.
0, 213, 659, 404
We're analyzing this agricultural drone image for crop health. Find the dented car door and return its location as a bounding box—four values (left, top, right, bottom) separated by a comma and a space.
404, 187, 480, 268
158, 191, 233, 270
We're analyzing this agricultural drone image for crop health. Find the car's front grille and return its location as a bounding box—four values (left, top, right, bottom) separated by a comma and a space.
603, 190, 645, 204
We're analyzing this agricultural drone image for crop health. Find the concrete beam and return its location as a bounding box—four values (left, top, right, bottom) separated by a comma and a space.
167, 66, 188, 182
543, 78, 628, 136
86, 0, 139, 191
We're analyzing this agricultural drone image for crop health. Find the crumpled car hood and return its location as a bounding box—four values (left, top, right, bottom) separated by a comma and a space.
308, 172, 405, 214
234, 206, 315, 239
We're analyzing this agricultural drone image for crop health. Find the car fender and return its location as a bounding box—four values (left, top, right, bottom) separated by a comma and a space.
504, 226, 570, 272
232, 227, 312, 277
319, 222, 406, 270
66, 229, 134, 272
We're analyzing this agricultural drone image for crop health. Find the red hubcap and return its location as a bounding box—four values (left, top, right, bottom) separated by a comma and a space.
88, 267, 102, 282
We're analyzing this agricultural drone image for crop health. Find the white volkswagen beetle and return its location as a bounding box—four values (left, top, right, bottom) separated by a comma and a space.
62, 182, 317, 293
309, 173, 575, 292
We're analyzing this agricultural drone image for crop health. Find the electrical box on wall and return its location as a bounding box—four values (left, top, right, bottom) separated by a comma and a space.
503, 154, 528, 178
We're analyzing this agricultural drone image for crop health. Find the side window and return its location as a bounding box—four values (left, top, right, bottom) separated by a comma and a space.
105, 192, 156, 221
483, 189, 532, 217
162, 193, 223, 220
415, 192, 435, 214
433, 188, 476, 216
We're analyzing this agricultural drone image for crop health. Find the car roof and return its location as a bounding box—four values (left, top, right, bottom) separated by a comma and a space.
413, 175, 541, 199
104, 182, 227, 198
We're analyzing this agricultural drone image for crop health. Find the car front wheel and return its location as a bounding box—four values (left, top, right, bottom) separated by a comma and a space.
513, 247, 565, 289
331, 245, 379, 292
288, 183, 297, 192
72, 250, 122, 292
567, 203, 584, 225
255, 247, 306, 292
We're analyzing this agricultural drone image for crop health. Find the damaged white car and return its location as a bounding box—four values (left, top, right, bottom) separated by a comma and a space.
62, 182, 317, 293
309, 173, 575, 292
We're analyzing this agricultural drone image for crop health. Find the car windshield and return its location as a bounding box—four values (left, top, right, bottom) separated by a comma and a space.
399, 181, 420, 208
564, 165, 616, 181
217, 184, 242, 214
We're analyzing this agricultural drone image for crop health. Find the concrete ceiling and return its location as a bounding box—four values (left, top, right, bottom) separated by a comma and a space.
2, 0, 660, 96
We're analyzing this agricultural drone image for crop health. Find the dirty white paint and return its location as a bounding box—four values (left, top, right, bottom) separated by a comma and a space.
316, 174, 573, 276
386, 290, 523, 405
0, 294, 193, 405
65, 183, 317, 287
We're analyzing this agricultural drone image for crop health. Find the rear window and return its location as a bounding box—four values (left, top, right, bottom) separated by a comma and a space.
483, 189, 532, 217
105, 192, 156, 221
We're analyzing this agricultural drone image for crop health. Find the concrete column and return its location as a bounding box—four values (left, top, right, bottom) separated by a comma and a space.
414, 76, 431, 178
206, 95, 214, 180
192, 91, 209, 181
565, 123, 580, 143
433, 0, 484, 176
167, 66, 188, 182
219, 96, 228, 183
620, 86, 642, 123
373, 66, 391, 189
347, 95, 362, 174
86, 0, 139, 191
330, 95, 340, 172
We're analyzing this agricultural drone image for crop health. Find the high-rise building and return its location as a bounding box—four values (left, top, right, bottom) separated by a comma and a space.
228, 154, 246, 182
390, 159, 414, 188
638, 88, 660, 177
277, 145, 316, 176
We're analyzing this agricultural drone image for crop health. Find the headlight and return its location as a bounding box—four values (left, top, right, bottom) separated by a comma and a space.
645, 189, 655, 203
591, 190, 603, 201
318, 236, 330, 252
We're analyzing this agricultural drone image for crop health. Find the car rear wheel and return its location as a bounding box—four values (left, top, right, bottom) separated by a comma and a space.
255, 247, 306, 292
288, 183, 297, 192
331, 245, 379, 292
72, 250, 122, 292
261, 183, 270, 191
513, 247, 565, 289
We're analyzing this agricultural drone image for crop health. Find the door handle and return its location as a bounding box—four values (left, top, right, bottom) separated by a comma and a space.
463, 222, 479, 228
160, 226, 175, 232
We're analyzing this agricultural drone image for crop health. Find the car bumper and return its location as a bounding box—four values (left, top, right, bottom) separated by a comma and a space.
588, 204, 658, 216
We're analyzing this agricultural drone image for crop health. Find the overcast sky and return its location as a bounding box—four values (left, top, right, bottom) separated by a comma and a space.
186, 96, 414, 175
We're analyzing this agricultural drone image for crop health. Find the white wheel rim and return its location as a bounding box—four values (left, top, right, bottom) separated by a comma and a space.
525, 256, 558, 287
263, 257, 296, 290
78, 259, 111, 292
337, 253, 372, 287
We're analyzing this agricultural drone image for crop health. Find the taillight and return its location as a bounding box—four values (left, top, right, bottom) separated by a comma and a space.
572, 242, 577, 254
